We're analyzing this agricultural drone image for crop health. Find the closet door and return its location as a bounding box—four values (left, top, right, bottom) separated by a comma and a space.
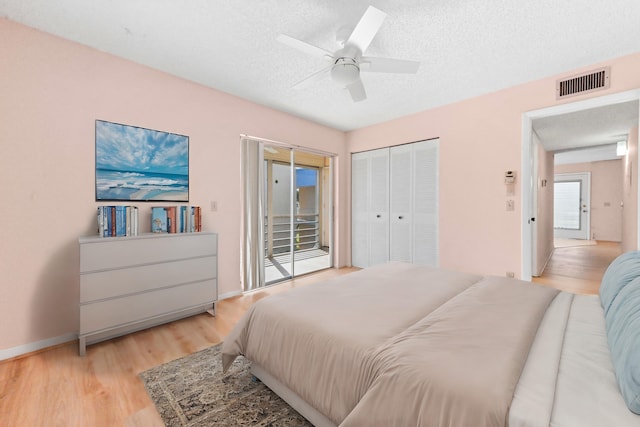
389, 139, 439, 266
351, 152, 370, 268
389, 144, 413, 262
368, 149, 390, 266
352, 140, 437, 269
351, 148, 389, 268
412, 139, 439, 266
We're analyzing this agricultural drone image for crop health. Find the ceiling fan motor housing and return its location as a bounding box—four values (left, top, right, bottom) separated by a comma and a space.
331, 57, 360, 85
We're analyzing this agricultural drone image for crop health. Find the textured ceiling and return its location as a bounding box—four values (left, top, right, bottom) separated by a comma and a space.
1, 0, 640, 131
534, 101, 639, 151
533, 100, 638, 164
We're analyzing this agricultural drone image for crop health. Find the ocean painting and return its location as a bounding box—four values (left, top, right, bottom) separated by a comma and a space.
95, 120, 189, 201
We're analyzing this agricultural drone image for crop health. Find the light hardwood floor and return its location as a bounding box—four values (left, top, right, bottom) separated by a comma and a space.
0, 243, 620, 426
0, 267, 357, 426
532, 240, 621, 295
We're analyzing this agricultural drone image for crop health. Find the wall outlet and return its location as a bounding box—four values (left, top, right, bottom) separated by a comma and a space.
210, 201, 218, 212
506, 200, 514, 211
506, 271, 515, 278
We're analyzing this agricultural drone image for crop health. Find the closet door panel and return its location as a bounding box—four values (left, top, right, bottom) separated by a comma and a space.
369, 149, 390, 266
413, 140, 439, 266
351, 152, 370, 268
390, 145, 412, 262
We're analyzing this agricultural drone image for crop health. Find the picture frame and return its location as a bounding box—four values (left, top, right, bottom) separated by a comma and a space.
95, 120, 189, 202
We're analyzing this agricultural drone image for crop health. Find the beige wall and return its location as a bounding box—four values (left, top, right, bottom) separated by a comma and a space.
347, 52, 640, 278
0, 19, 348, 354
555, 160, 623, 241
3, 16, 640, 356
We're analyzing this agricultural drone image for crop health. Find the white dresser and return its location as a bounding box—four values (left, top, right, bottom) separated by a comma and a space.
78, 232, 217, 355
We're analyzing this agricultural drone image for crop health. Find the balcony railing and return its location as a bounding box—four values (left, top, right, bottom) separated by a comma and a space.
264, 214, 320, 254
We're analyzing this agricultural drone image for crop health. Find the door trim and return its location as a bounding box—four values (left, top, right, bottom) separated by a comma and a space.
521, 89, 640, 280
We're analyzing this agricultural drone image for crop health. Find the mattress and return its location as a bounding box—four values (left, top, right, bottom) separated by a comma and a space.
222, 262, 640, 426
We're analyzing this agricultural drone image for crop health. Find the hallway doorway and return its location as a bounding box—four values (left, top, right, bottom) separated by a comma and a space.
521, 89, 640, 280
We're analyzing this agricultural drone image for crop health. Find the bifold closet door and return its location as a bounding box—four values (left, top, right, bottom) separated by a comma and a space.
412, 139, 439, 266
351, 152, 369, 268
389, 139, 439, 266
352, 139, 438, 269
389, 144, 412, 262
351, 148, 389, 268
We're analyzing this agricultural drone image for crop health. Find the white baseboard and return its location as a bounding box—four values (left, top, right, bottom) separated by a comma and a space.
0, 333, 77, 361
218, 290, 243, 300
2, 292, 243, 361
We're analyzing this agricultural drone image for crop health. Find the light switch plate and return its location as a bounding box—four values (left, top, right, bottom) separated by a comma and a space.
506, 200, 514, 211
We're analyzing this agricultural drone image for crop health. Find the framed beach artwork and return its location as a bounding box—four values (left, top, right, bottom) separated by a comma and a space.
95, 120, 189, 201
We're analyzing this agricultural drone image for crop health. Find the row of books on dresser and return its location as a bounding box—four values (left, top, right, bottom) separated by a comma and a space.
97, 206, 139, 237
97, 205, 202, 237
151, 206, 202, 233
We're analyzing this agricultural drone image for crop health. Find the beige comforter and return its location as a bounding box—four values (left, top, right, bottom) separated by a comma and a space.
222, 262, 558, 426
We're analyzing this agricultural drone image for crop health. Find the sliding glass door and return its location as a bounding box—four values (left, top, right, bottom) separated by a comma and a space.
265, 152, 294, 282
242, 137, 333, 291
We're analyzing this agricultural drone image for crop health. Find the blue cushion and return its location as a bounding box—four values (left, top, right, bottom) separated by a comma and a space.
600, 251, 640, 315
605, 275, 640, 414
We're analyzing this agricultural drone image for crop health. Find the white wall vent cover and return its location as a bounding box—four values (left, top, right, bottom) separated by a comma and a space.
556, 67, 610, 99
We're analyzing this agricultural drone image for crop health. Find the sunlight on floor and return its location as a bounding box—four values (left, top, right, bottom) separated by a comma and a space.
265, 248, 331, 283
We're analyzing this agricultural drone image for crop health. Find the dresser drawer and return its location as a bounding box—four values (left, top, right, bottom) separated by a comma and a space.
80, 233, 218, 273
80, 279, 216, 335
80, 255, 217, 303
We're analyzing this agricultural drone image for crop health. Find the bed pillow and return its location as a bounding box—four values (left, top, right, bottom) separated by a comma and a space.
605, 275, 640, 414
600, 251, 640, 315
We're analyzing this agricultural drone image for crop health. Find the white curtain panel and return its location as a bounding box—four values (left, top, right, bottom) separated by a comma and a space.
241, 138, 265, 291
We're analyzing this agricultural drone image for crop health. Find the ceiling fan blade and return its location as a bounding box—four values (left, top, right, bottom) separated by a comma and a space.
360, 56, 420, 74
292, 66, 332, 89
277, 34, 333, 59
346, 78, 367, 102
346, 6, 387, 54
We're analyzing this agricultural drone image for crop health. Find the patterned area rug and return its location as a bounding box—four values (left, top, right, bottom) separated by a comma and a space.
139, 343, 312, 426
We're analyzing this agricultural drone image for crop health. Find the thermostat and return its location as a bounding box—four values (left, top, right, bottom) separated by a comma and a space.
505, 171, 516, 184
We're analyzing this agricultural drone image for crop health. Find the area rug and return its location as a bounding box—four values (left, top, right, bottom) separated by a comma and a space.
139, 343, 312, 426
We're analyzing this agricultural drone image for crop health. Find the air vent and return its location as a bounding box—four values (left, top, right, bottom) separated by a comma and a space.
556, 67, 610, 99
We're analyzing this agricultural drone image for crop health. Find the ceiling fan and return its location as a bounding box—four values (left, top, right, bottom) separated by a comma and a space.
277, 5, 420, 102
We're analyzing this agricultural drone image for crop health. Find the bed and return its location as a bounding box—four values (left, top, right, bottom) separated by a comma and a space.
222, 257, 640, 426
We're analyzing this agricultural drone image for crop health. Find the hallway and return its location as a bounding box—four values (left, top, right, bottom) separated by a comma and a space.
533, 241, 622, 295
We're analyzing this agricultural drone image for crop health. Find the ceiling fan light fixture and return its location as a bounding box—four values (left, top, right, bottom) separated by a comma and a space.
331, 58, 360, 85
